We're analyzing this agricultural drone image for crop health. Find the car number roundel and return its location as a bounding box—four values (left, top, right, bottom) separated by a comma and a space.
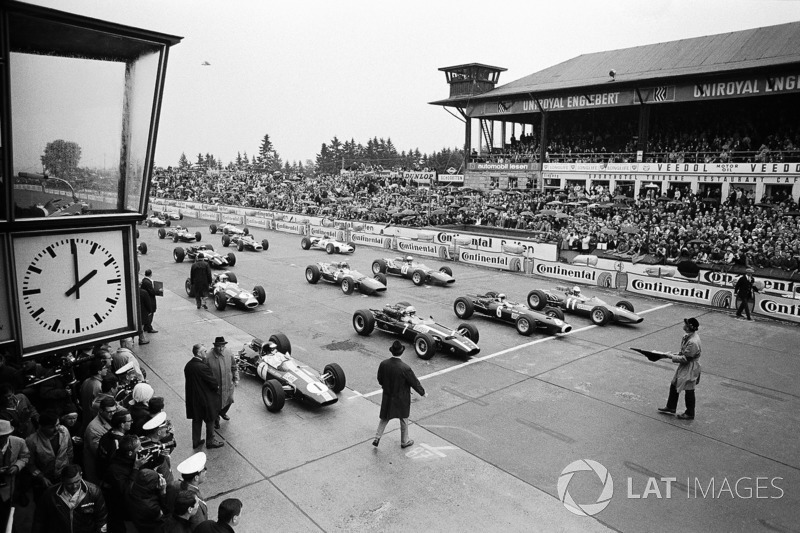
306, 381, 327, 394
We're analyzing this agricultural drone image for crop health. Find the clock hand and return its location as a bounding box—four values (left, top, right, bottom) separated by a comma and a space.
65, 269, 98, 298
71, 239, 80, 299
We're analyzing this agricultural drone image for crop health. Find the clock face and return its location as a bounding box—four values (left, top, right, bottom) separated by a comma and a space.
13, 228, 134, 354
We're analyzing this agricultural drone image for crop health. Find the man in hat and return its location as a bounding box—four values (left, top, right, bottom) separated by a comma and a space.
166, 452, 209, 530
373, 341, 427, 448
141, 411, 176, 484
34, 464, 108, 533
0, 419, 29, 521
207, 336, 239, 429
734, 267, 759, 320
190, 252, 213, 309
185, 344, 222, 449
658, 318, 702, 420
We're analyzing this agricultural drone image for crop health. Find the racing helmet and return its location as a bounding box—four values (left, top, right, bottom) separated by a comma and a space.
266, 341, 277, 353
405, 305, 416, 315
218, 273, 228, 282
405, 255, 413, 262
572, 286, 581, 295
497, 293, 507, 301
339, 261, 350, 269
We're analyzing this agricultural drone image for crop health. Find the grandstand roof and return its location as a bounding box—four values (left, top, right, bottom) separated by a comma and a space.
431, 20, 800, 105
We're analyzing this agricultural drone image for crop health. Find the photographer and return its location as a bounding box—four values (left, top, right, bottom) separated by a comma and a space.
0, 382, 39, 439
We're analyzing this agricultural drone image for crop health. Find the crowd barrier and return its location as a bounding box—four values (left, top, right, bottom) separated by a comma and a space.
149, 198, 800, 325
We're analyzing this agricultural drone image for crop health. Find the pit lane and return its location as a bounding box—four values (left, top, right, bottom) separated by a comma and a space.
134, 216, 800, 533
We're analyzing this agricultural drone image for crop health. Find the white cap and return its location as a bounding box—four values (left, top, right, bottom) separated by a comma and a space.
177, 452, 207, 475
142, 411, 167, 431
115, 361, 135, 375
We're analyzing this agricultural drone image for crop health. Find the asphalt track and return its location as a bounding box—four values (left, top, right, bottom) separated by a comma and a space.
129, 216, 799, 533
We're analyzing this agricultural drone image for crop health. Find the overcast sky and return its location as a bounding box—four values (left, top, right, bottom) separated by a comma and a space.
20, 0, 800, 168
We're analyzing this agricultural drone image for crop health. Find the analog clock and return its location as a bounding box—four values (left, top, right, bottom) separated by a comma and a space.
12, 227, 136, 355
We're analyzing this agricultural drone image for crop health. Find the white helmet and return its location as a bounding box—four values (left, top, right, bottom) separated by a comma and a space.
405, 256, 413, 262
497, 293, 507, 300
405, 306, 416, 315
266, 341, 277, 352
573, 286, 581, 295
340, 262, 350, 269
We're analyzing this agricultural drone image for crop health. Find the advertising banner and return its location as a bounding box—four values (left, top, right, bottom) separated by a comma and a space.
432, 231, 558, 262
532, 260, 616, 289
458, 248, 525, 272
438, 174, 464, 183
273, 220, 306, 235
625, 273, 733, 308
197, 210, 219, 222
308, 225, 346, 241
181, 208, 198, 218
245, 216, 269, 229
219, 213, 243, 224
396, 238, 454, 261
350, 232, 395, 249
753, 292, 800, 324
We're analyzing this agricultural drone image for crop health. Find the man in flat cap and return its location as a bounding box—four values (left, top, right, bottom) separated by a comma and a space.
734, 267, 758, 321
185, 344, 223, 450
658, 317, 702, 420
373, 340, 427, 449
207, 336, 239, 430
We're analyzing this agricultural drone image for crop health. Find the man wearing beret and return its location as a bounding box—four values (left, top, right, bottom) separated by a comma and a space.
658, 317, 702, 420
373, 341, 427, 448
734, 267, 758, 321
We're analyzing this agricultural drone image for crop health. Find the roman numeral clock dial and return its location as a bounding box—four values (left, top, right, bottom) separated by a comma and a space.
13, 229, 133, 354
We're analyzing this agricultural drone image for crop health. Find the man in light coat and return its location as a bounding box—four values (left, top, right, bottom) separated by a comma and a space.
658, 317, 702, 420
373, 340, 427, 448
207, 337, 239, 429
26, 410, 73, 500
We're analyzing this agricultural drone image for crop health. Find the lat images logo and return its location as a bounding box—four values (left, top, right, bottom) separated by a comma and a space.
558, 459, 614, 516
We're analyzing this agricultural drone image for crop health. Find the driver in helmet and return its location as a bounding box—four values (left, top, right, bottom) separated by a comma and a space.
404, 255, 414, 263
262, 341, 291, 370
495, 293, 510, 307
401, 305, 418, 323
338, 261, 350, 270
570, 286, 582, 298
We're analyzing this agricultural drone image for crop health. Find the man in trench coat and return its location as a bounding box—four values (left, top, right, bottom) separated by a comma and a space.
658, 317, 702, 420
373, 341, 426, 448
184, 344, 223, 449
207, 337, 239, 429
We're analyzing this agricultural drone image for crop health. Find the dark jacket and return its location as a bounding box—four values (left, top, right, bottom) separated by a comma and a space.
184, 357, 219, 421
195, 520, 235, 533
141, 276, 158, 311
190, 261, 212, 288
735, 274, 757, 300
140, 286, 156, 315
377, 356, 425, 420
163, 514, 195, 533
127, 468, 166, 533
34, 479, 108, 533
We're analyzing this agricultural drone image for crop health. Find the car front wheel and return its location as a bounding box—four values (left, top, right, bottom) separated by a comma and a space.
262, 380, 285, 412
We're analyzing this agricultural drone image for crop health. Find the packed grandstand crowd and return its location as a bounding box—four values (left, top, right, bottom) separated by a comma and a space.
152, 156, 800, 274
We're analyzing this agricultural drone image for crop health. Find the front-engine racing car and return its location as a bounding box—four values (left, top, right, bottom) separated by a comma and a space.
353, 302, 479, 359
184, 271, 265, 311
209, 223, 248, 235
173, 244, 236, 269
453, 291, 573, 336
235, 333, 346, 412
301, 236, 355, 254
372, 256, 455, 286
526, 285, 643, 326
305, 261, 387, 295
158, 225, 201, 243
222, 233, 269, 252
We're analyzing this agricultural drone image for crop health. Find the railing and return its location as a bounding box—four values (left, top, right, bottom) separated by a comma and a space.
469, 149, 800, 165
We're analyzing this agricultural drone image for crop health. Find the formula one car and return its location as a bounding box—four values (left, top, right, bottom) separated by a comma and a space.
143, 214, 170, 227
300, 236, 355, 255
173, 244, 236, 269
184, 271, 265, 311
353, 302, 480, 360
235, 333, 346, 412
453, 291, 573, 336
209, 223, 248, 235
372, 256, 455, 286
153, 210, 182, 220
526, 285, 643, 326
305, 261, 387, 295
222, 233, 269, 252
158, 225, 202, 243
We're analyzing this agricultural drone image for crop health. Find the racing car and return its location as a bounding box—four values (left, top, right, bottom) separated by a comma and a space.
222, 233, 269, 252
235, 333, 346, 412
372, 256, 455, 286
526, 285, 643, 326
184, 271, 265, 311
173, 244, 236, 269
158, 225, 202, 243
453, 291, 573, 336
153, 210, 182, 220
353, 302, 480, 360
143, 213, 170, 227
300, 236, 355, 255
305, 261, 387, 295
209, 223, 249, 235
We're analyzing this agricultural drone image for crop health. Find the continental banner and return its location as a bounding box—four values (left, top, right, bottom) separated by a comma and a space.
245, 216, 269, 229
458, 248, 525, 272
219, 213, 243, 224
308, 225, 346, 241
197, 211, 218, 222
181, 208, 198, 218
396, 238, 454, 261
625, 273, 733, 308
753, 292, 800, 324
533, 260, 616, 289
433, 231, 558, 262
350, 232, 394, 249
273, 221, 306, 235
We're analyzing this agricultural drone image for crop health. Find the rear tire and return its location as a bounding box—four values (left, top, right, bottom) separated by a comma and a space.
173, 247, 185, 263
222, 235, 231, 247
226, 252, 236, 266
262, 380, 285, 412
237, 241, 244, 252
454, 297, 474, 319
527, 290, 549, 310
210, 224, 217, 234
305, 265, 321, 284
323, 363, 346, 393
243, 228, 249, 235
225, 272, 238, 283
254, 286, 266, 305
269, 333, 291, 355
158, 228, 166, 239
301, 237, 311, 250
261, 239, 269, 251
353, 310, 375, 335
195, 232, 202, 241
372, 259, 387, 274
